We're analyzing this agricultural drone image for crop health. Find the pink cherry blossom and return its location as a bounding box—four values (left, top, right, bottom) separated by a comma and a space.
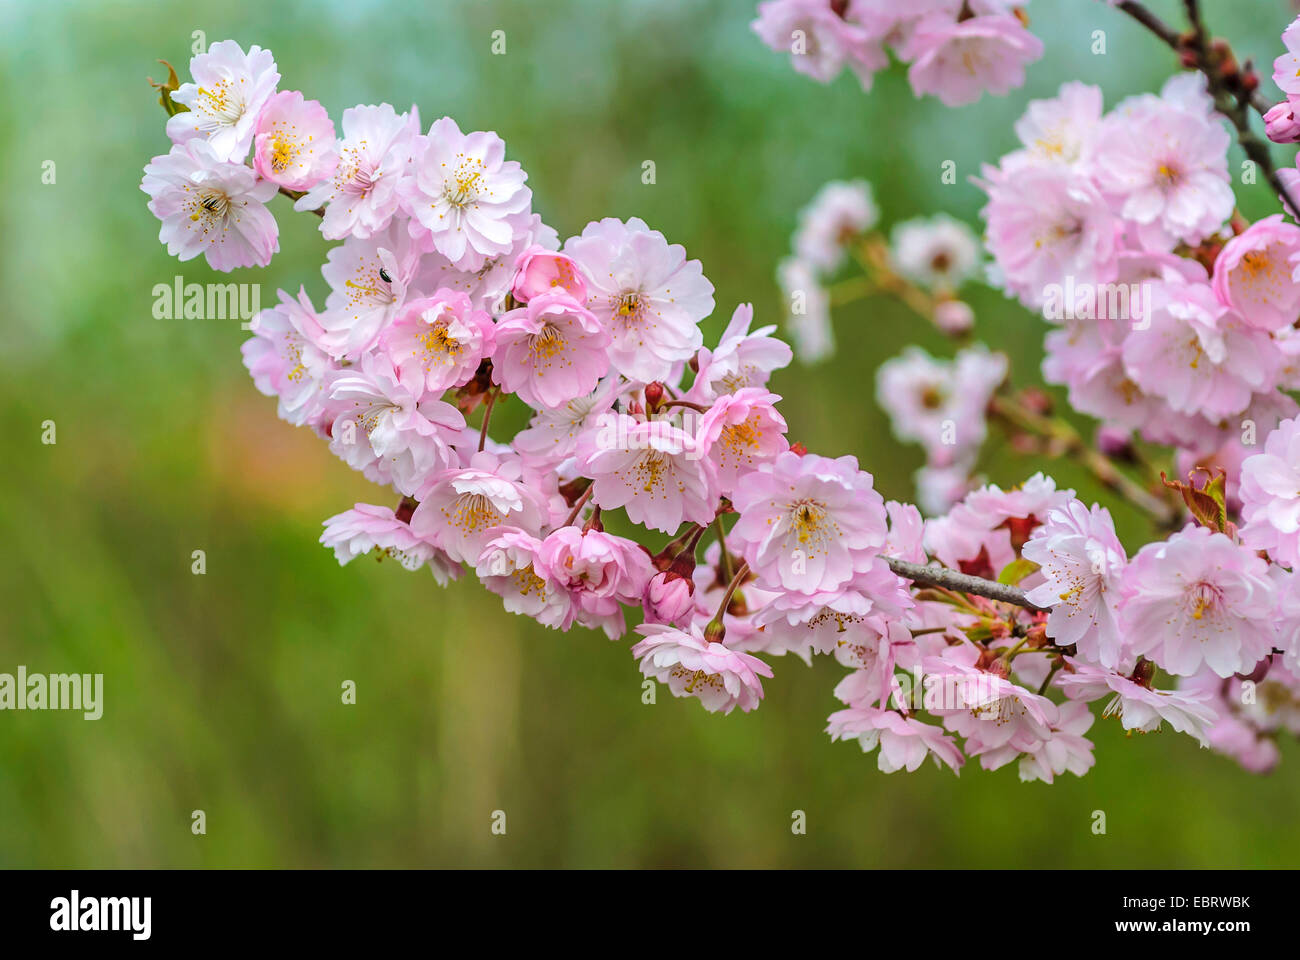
252, 90, 338, 191
1265, 101, 1300, 143
410, 451, 549, 563
906, 13, 1043, 108
924, 645, 1059, 760
1088, 78, 1233, 250
1003, 81, 1103, 173
1273, 15, 1300, 100
1121, 282, 1278, 421
578, 414, 716, 533
883, 500, 926, 563
1058, 660, 1217, 745
688, 304, 793, 402
875, 344, 1006, 468
978, 163, 1119, 310
751, 0, 888, 91
730, 450, 888, 594
564, 217, 713, 383
491, 291, 612, 410
475, 527, 571, 626
889, 214, 980, 291
1239, 416, 1300, 568
538, 527, 655, 637
326, 353, 465, 496
632, 624, 772, 714
924, 473, 1073, 577
1022, 499, 1129, 669
1009, 701, 1096, 784
401, 117, 532, 272
321, 503, 461, 583
643, 571, 696, 628
416, 213, 559, 314
826, 706, 964, 774
754, 559, 911, 668
693, 388, 789, 495
511, 377, 621, 470
295, 103, 419, 240
1210, 214, 1300, 331
241, 287, 334, 427
167, 40, 279, 161
914, 463, 975, 517
792, 179, 878, 271
1120, 525, 1277, 678
317, 222, 425, 359
380, 290, 495, 396
141, 138, 279, 271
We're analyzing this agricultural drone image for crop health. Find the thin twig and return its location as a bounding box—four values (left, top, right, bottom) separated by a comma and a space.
563, 484, 594, 527
477, 386, 499, 452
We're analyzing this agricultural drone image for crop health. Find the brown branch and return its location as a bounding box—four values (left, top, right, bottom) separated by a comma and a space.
881, 557, 1049, 613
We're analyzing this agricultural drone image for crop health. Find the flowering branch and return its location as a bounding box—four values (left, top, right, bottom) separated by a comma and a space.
141, 24, 1300, 784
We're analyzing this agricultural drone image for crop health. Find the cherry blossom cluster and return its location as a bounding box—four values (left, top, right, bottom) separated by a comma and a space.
142, 29, 1300, 781
752, 0, 1042, 106
977, 73, 1300, 481
764, 8, 1300, 772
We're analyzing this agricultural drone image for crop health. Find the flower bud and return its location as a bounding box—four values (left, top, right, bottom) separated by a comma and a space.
1264, 102, 1300, 144
933, 298, 974, 335
643, 571, 696, 626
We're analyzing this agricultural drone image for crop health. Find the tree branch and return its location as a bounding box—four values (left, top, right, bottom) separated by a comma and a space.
881, 556, 1050, 613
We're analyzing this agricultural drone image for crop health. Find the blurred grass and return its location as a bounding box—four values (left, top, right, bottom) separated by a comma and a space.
0, 0, 1296, 867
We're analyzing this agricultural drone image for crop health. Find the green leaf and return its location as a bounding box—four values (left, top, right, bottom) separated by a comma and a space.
147, 60, 188, 117
997, 558, 1039, 586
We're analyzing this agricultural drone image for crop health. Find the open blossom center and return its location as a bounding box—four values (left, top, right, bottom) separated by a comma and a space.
1188, 581, 1222, 621
527, 324, 565, 363
337, 146, 380, 198
194, 80, 247, 129
615, 291, 648, 321
1155, 161, 1183, 187
187, 187, 235, 227
442, 492, 504, 537
417, 325, 462, 367
785, 498, 835, 552
344, 271, 396, 310
446, 156, 486, 208
673, 665, 725, 696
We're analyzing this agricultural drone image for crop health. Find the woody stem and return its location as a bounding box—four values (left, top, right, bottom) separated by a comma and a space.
881, 556, 1049, 613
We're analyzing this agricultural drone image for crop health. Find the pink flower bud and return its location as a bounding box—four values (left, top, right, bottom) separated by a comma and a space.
511, 245, 588, 304
642, 571, 695, 627
1265, 102, 1300, 144
933, 299, 974, 334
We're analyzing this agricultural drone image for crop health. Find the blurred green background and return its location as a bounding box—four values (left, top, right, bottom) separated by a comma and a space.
1, 0, 1296, 868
